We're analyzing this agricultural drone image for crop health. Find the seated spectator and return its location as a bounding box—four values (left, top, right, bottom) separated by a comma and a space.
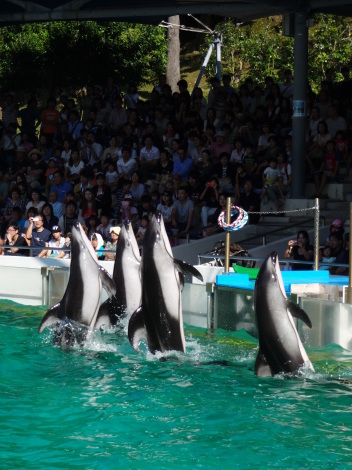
7, 206, 26, 231
112, 178, 131, 221
97, 213, 112, 241
64, 149, 84, 186
276, 150, 292, 198
213, 152, 235, 195
284, 230, 314, 270
238, 178, 261, 224
74, 170, 93, 206
135, 216, 149, 244
41, 203, 59, 231
60, 201, 85, 234
44, 225, 68, 258
199, 178, 220, 227
91, 233, 105, 260
51, 170, 73, 203
171, 186, 194, 235
25, 189, 46, 218
87, 214, 100, 239
156, 189, 175, 233
209, 130, 233, 165
319, 245, 336, 270
173, 147, 194, 187
105, 161, 119, 190
202, 193, 227, 237
120, 193, 138, 226
26, 214, 51, 257
130, 171, 145, 206
306, 120, 331, 173
45, 157, 60, 194
104, 226, 120, 260
2, 223, 29, 256
230, 138, 246, 166
94, 172, 112, 214
3, 187, 27, 224
329, 232, 348, 275
139, 134, 160, 183
314, 140, 340, 198
26, 148, 47, 190
79, 187, 101, 221
116, 145, 138, 180
155, 148, 174, 193
48, 190, 65, 219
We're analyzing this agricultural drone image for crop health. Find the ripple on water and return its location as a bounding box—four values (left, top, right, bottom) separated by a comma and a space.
1, 302, 352, 469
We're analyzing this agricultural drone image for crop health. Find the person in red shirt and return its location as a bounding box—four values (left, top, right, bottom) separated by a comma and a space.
315, 140, 340, 197
41, 97, 60, 145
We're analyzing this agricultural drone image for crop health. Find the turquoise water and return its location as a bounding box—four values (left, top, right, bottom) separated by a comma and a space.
1, 300, 352, 469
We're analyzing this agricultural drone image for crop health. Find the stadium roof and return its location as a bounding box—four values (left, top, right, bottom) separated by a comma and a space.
0, 0, 352, 25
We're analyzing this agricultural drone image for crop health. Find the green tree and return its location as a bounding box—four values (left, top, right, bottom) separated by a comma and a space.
0, 21, 167, 93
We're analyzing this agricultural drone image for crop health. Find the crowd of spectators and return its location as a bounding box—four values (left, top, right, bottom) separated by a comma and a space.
0, 67, 351, 258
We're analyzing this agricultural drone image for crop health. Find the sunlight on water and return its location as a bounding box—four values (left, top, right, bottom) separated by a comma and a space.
1, 300, 352, 469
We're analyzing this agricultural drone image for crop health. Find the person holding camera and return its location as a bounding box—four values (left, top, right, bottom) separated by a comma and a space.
26, 214, 51, 257
284, 230, 314, 270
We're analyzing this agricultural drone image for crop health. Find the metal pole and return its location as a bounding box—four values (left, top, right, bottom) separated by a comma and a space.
193, 42, 215, 92
225, 197, 231, 273
215, 33, 222, 82
313, 198, 320, 270
346, 202, 352, 304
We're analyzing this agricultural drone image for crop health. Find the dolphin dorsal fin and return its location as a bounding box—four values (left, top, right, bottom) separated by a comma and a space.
173, 259, 204, 282
38, 303, 61, 333
287, 301, 313, 328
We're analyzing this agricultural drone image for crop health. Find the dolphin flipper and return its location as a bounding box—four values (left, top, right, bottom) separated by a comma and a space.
287, 301, 312, 328
38, 303, 61, 333
174, 259, 204, 282
99, 266, 116, 297
255, 348, 273, 377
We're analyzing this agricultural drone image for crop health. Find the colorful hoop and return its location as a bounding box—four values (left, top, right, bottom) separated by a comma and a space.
218, 205, 248, 231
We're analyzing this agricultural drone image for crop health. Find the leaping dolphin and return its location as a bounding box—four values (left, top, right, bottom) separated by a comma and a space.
254, 251, 314, 377
38, 222, 116, 345
95, 222, 141, 328
128, 214, 203, 354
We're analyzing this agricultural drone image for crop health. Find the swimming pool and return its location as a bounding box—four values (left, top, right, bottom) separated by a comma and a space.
1, 300, 352, 469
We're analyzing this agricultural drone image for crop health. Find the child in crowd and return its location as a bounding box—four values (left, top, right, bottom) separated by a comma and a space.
135, 216, 149, 244
260, 157, 284, 209
105, 161, 119, 189
319, 245, 336, 270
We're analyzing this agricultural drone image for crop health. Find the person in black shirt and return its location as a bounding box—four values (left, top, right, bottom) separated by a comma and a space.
284, 230, 314, 270
238, 178, 261, 224
3, 223, 29, 256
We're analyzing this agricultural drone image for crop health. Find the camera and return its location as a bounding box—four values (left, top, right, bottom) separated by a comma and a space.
32, 217, 40, 222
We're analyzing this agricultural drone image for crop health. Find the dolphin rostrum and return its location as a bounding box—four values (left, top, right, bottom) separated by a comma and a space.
254, 251, 314, 377
38, 222, 116, 345
128, 213, 203, 354
95, 222, 141, 329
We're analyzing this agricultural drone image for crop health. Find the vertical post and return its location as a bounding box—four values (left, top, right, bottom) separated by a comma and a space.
206, 282, 215, 332
313, 198, 320, 270
215, 33, 222, 83
346, 202, 352, 304
224, 197, 231, 273
291, 10, 308, 198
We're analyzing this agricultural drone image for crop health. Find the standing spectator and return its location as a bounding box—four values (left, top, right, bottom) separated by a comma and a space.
26, 214, 51, 257
40, 97, 60, 145
18, 98, 41, 142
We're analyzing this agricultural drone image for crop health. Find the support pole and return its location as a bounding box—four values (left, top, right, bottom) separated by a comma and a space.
215, 33, 222, 82
224, 197, 231, 273
193, 42, 215, 92
346, 202, 352, 304
313, 198, 320, 270
291, 10, 308, 198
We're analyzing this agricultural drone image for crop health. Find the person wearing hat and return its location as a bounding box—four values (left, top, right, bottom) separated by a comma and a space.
26, 148, 47, 189
43, 225, 68, 258
104, 226, 121, 260
329, 232, 348, 275
120, 193, 138, 225
209, 129, 233, 165
325, 218, 345, 246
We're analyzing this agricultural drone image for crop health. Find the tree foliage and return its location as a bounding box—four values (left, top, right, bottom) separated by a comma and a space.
202, 14, 352, 91
0, 21, 167, 93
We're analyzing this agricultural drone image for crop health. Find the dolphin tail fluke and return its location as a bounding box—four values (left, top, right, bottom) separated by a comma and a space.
94, 299, 114, 330
173, 259, 204, 282
38, 303, 61, 333
99, 266, 116, 297
128, 306, 153, 353
287, 301, 313, 328
255, 348, 273, 377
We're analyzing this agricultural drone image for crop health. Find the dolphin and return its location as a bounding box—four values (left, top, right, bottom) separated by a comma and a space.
254, 251, 314, 377
95, 222, 141, 329
38, 222, 116, 345
128, 213, 203, 354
